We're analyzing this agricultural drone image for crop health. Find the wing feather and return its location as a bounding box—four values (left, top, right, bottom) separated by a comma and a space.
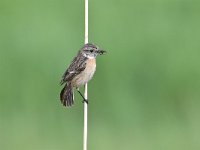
60, 53, 87, 85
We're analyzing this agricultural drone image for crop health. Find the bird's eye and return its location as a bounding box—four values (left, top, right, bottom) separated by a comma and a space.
90, 50, 93, 53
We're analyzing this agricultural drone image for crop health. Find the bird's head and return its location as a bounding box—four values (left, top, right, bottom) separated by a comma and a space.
81, 43, 106, 59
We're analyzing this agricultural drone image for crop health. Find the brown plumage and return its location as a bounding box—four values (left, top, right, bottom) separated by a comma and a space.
60, 43, 105, 107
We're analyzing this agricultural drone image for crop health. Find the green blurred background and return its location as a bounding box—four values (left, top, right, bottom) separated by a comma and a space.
1, 0, 200, 149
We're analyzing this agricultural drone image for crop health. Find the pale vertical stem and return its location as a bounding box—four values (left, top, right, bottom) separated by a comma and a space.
83, 84, 88, 150
83, 0, 88, 150
85, 0, 88, 44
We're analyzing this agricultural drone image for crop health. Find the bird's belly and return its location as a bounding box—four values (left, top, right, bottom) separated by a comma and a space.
72, 59, 96, 87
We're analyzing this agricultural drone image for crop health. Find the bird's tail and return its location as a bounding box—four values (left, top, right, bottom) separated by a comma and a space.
60, 82, 74, 107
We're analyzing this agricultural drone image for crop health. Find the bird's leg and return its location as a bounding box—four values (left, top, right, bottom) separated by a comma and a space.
77, 89, 88, 104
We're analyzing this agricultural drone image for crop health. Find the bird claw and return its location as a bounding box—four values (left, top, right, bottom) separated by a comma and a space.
82, 99, 88, 104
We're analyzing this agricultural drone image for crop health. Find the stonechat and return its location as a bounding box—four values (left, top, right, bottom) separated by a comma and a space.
60, 43, 106, 107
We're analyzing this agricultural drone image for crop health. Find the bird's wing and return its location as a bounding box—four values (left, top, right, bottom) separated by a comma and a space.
60, 54, 87, 85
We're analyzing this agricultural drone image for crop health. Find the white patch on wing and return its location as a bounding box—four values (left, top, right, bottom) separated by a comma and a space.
69, 71, 75, 74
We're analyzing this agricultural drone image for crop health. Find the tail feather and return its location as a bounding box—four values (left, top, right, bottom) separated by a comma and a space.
60, 83, 74, 107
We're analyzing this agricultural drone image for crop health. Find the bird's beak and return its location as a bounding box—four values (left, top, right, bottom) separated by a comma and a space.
97, 49, 106, 55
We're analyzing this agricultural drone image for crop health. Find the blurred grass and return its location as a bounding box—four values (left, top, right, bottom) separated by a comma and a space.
0, 0, 200, 150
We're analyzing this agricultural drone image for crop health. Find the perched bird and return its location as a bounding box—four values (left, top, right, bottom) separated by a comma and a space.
60, 43, 106, 107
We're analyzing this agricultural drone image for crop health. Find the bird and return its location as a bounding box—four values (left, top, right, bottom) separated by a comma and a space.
60, 43, 106, 107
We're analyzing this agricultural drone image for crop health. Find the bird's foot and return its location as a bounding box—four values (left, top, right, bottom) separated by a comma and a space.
82, 99, 89, 104
77, 90, 88, 105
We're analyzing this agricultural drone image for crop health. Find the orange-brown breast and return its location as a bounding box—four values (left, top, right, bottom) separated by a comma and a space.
86, 58, 96, 70
72, 58, 96, 87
